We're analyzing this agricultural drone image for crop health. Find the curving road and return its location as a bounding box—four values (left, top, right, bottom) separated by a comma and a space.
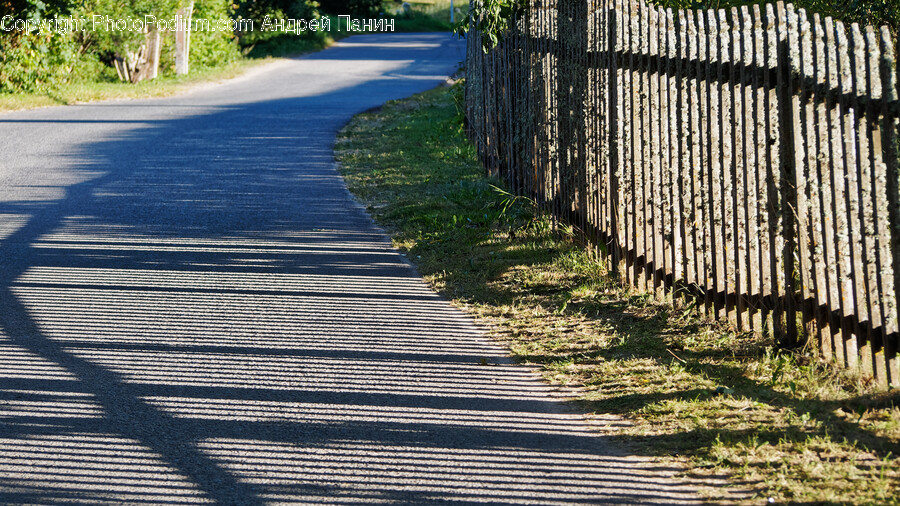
0, 33, 707, 504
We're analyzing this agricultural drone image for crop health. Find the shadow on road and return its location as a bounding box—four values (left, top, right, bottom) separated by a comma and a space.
0, 35, 715, 504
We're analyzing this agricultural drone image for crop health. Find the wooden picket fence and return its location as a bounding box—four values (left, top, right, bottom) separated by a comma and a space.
464, 0, 900, 385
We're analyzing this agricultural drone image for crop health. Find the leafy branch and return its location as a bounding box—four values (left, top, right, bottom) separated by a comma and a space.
455, 0, 528, 52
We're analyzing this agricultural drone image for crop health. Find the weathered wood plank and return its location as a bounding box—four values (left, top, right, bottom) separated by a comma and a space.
627, 0, 638, 287
753, 4, 772, 334
879, 27, 900, 384
676, 8, 691, 295
738, 5, 756, 330
810, 13, 837, 361
718, 8, 734, 323
648, 6, 661, 291
667, 8, 682, 293
823, 15, 850, 365
862, 26, 888, 382
796, 7, 822, 351
848, 22, 876, 378
640, 4, 652, 290
708, 9, 723, 318
765, 2, 782, 340
699, 10, 714, 317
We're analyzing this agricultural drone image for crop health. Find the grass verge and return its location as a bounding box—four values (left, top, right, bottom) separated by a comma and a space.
335, 83, 900, 505
0, 59, 261, 112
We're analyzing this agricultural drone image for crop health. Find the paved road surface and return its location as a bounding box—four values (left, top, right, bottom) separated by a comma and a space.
0, 34, 707, 504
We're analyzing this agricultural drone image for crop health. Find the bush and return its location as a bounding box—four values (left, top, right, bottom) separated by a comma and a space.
0, 31, 80, 92
190, 0, 241, 68
233, 0, 322, 51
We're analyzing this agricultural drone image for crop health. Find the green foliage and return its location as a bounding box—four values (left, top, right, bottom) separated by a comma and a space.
449, 76, 465, 119
0, 0, 83, 92
241, 29, 332, 58
66, 0, 180, 79
317, 0, 384, 17
234, 0, 318, 22
387, 0, 458, 33
74, 0, 179, 58
0, 0, 248, 92
0, 30, 79, 92
2, 0, 74, 19
649, 0, 899, 34
190, 0, 241, 68
391, 11, 453, 31
795, 0, 899, 33
455, 0, 525, 52
232, 0, 322, 52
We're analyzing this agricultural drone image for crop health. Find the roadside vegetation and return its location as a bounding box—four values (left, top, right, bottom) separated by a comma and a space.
0, 0, 459, 111
653, 0, 898, 34
335, 83, 900, 504
459, 0, 897, 52
390, 0, 461, 32
0, 57, 261, 111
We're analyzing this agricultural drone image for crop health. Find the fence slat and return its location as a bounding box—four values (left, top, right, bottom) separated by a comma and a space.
659, 7, 672, 292
707, 9, 723, 318
697, 10, 713, 316
862, 26, 888, 382
609, 0, 621, 271
847, 22, 876, 377
640, 4, 652, 290
737, 6, 751, 329
822, 15, 849, 363
687, 9, 704, 303
752, 4, 772, 334
648, 6, 661, 290
796, 8, 820, 350
880, 27, 900, 383
835, 20, 861, 366
731, 7, 751, 329
627, 0, 638, 287
809, 13, 835, 359
763, 3, 780, 337
674, 9, 689, 294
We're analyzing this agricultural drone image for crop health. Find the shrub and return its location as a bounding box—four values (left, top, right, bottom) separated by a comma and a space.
190, 0, 241, 68
0, 31, 80, 92
233, 0, 322, 50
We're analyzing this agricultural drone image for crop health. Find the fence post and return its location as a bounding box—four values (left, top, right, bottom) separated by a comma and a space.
174, 1, 193, 76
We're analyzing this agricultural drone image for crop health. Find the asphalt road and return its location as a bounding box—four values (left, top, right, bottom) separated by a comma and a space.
0, 33, 710, 504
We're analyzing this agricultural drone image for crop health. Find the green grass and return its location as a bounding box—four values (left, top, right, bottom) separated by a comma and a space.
335, 83, 900, 505
0, 59, 263, 112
